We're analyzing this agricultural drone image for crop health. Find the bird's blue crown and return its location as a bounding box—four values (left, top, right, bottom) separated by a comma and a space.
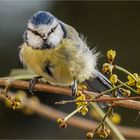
30, 11, 55, 26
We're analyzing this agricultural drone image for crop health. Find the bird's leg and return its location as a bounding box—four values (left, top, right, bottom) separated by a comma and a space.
71, 79, 77, 97
29, 76, 42, 95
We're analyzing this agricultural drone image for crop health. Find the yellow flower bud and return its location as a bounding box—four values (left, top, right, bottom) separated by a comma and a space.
110, 74, 118, 84
136, 86, 140, 94
133, 73, 139, 79
99, 131, 108, 138
57, 118, 63, 124
76, 93, 87, 107
136, 83, 140, 88
12, 101, 20, 110
110, 113, 121, 124
81, 106, 88, 115
78, 83, 87, 91
119, 88, 131, 97
102, 63, 113, 74
86, 132, 94, 139
76, 90, 83, 96
107, 50, 116, 63
99, 128, 110, 138
105, 128, 111, 135
127, 75, 136, 86
57, 118, 67, 128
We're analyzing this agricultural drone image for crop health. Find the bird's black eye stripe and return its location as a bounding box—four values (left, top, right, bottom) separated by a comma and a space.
48, 24, 58, 35
28, 28, 41, 37
28, 28, 47, 42
28, 24, 58, 42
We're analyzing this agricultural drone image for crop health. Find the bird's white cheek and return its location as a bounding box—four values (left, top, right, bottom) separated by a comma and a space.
48, 35, 62, 46
48, 27, 64, 46
27, 31, 43, 48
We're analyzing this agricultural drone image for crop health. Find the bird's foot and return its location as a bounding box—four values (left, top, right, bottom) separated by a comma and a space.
29, 76, 42, 95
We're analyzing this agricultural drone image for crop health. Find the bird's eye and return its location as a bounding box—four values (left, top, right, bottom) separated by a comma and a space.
34, 31, 39, 35
51, 28, 55, 32
48, 24, 58, 35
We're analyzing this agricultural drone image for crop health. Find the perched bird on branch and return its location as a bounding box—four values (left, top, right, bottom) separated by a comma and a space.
19, 11, 113, 98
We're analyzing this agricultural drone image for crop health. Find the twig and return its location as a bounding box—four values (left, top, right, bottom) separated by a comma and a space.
114, 65, 138, 82
55, 96, 140, 104
90, 103, 125, 140
64, 106, 83, 121
0, 79, 140, 110
94, 106, 113, 133
117, 79, 139, 94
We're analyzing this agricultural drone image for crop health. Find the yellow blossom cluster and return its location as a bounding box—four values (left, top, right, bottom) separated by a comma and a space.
86, 124, 110, 139
102, 50, 116, 74
4, 94, 21, 110
76, 91, 88, 115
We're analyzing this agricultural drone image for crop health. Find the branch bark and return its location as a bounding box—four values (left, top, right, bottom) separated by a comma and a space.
0, 79, 140, 110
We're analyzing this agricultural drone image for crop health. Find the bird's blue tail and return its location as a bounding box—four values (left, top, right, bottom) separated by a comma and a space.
84, 70, 121, 108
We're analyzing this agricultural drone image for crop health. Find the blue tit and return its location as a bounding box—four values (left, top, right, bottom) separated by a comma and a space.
19, 11, 116, 97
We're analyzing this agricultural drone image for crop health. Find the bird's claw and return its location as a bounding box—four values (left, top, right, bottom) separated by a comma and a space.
29, 76, 42, 95
71, 80, 77, 97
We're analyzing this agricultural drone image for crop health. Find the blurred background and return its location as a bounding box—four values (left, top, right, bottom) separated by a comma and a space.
0, 0, 140, 139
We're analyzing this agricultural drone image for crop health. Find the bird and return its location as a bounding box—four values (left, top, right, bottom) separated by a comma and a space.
19, 11, 114, 97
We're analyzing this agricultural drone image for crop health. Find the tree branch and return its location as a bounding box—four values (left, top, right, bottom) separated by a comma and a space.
0, 79, 140, 110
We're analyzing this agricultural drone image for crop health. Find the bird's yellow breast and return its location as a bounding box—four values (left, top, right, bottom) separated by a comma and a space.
20, 39, 78, 85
